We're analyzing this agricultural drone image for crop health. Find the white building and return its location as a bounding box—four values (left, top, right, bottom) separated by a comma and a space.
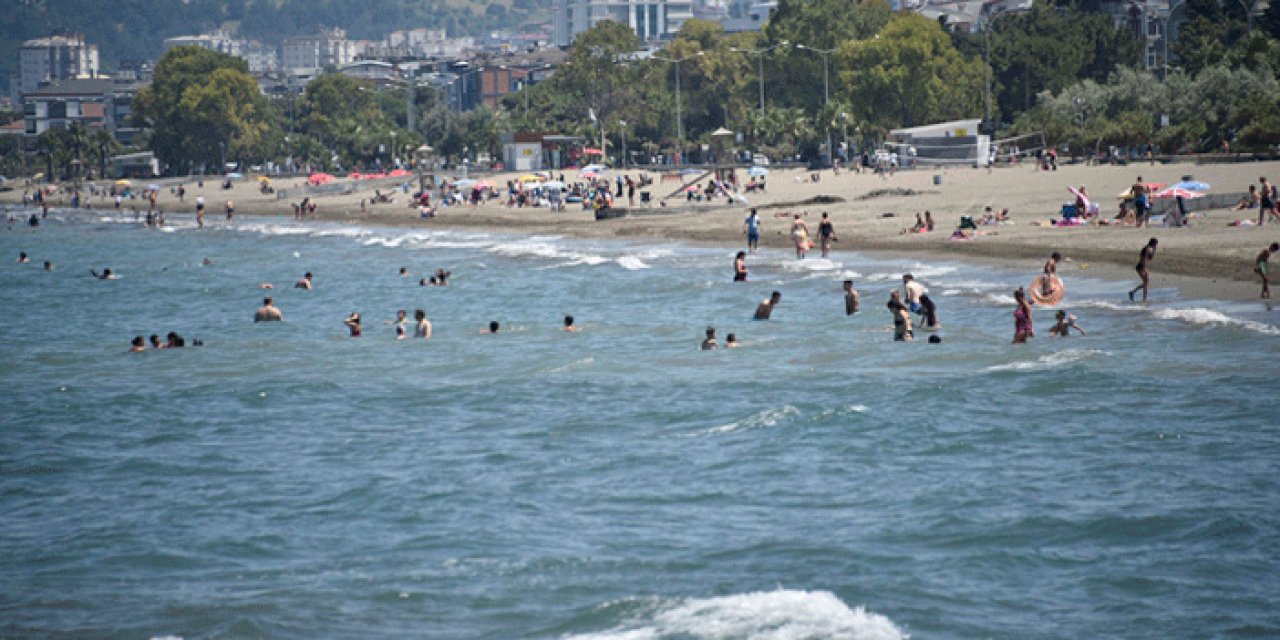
17, 34, 99, 103
162, 30, 242, 57
552, 0, 694, 46
281, 28, 357, 74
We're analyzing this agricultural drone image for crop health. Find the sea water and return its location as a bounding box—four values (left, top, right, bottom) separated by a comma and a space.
2, 209, 1278, 639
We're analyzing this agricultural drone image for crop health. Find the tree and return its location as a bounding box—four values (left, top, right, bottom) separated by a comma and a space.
763, 0, 891, 114
132, 46, 274, 174
838, 13, 985, 130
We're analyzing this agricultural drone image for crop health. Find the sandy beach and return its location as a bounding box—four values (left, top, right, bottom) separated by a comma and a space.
9, 159, 1280, 300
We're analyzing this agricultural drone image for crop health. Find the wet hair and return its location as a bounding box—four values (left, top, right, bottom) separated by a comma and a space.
928, 335, 942, 343
489, 321, 500, 333
821, 212, 829, 218
131, 336, 144, 347
736, 251, 746, 259
1271, 242, 1280, 251
1056, 310, 1067, 319
726, 333, 737, 342
399, 267, 407, 274
564, 315, 574, 326
706, 327, 716, 336
264, 297, 273, 305
771, 291, 781, 299
150, 334, 160, 344
1051, 252, 1062, 261
843, 279, 852, 287
304, 272, 312, 278
903, 273, 913, 281
415, 309, 425, 320
1014, 287, 1026, 301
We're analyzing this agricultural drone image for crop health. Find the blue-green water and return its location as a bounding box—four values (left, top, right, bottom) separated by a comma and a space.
3, 210, 1279, 639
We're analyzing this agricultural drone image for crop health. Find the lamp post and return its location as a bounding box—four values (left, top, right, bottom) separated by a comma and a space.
730, 41, 789, 116
620, 120, 628, 169
795, 44, 837, 166
652, 51, 704, 166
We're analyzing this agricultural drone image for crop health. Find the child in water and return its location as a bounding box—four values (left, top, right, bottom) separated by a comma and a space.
1049, 310, 1087, 336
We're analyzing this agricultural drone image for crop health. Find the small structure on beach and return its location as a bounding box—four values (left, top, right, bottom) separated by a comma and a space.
887, 118, 991, 167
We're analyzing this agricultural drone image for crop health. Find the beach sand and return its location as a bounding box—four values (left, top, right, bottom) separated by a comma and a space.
8, 159, 1280, 300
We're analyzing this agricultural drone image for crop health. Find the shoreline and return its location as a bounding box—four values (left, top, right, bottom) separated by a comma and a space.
7, 160, 1279, 303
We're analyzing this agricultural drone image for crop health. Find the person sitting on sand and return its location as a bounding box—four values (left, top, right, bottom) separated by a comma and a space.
295, 272, 313, 289
1233, 185, 1259, 212
754, 291, 782, 320
1049, 310, 1087, 336
255, 297, 283, 322
701, 327, 719, 350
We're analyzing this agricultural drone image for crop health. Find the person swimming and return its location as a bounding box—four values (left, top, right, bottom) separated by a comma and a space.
435, 269, 451, 285
701, 327, 719, 350
563, 315, 581, 332
90, 268, 118, 280
733, 251, 748, 282
843, 280, 860, 315
344, 313, 362, 337
130, 336, 146, 352
17, 252, 30, 263
725, 333, 741, 348
149, 335, 164, 349
481, 321, 500, 334
414, 309, 432, 338
754, 291, 782, 320
1049, 310, 1087, 336
254, 297, 283, 322
295, 272, 313, 289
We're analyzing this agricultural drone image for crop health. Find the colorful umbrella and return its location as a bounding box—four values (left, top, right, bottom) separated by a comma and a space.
1171, 180, 1210, 191
1152, 187, 1204, 199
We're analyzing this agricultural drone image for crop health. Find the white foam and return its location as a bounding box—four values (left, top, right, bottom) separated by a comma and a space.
616, 256, 650, 270
986, 348, 1109, 372
1154, 307, 1280, 336
699, 405, 800, 435
564, 589, 906, 640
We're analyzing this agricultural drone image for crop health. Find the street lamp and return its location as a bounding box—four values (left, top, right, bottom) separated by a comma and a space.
795, 44, 837, 166
730, 41, 789, 116
652, 51, 705, 165
619, 120, 628, 169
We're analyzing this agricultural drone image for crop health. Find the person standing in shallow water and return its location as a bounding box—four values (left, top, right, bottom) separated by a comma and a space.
1256, 242, 1278, 299
817, 212, 836, 258
754, 291, 782, 320
843, 280, 860, 315
743, 208, 761, 253
733, 251, 748, 282
1013, 288, 1034, 343
1128, 238, 1158, 302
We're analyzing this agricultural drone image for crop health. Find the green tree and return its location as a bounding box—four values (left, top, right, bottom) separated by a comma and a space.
763, 0, 891, 114
132, 46, 274, 174
838, 13, 985, 130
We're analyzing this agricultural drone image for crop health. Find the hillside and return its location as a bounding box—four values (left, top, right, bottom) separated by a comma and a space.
1, 0, 551, 92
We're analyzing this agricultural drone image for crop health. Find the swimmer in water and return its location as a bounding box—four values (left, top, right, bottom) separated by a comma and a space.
887, 291, 913, 341
481, 321, 500, 334
701, 327, 719, 350
344, 312, 362, 337
90, 268, 118, 280
733, 251, 748, 282
254, 297, 283, 322
902, 274, 926, 313
754, 291, 782, 320
395, 325, 407, 340
17, 252, 30, 263
130, 336, 146, 352
725, 333, 741, 348
918, 294, 940, 331
150, 334, 165, 349
414, 309, 432, 338
393, 309, 408, 326
1013, 288, 1034, 343
399, 266, 408, 277
43, 261, 53, 271
295, 272, 313, 289
843, 280, 860, 315
563, 315, 581, 332
202, 257, 213, 266
435, 269, 451, 285
1049, 310, 1087, 336
165, 332, 185, 348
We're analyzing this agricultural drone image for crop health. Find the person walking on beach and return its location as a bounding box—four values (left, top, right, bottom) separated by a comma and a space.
754, 291, 782, 320
790, 214, 810, 259
255, 297, 283, 322
743, 208, 761, 253
843, 280, 860, 315
818, 212, 837, 258
1256, 242, 1278, 298
733, 251, 748, 282
1013, 288, 1034, 343
1131, 177, 1149, 227
1128, 238, 1159, 302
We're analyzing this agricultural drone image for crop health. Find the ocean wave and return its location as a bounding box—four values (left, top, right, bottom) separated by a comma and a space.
616, 256, 650, 270
1153, 308, 1280, 336
986, 348, 1110, 372
564, 589, 906, 640
698, 405, 801, 436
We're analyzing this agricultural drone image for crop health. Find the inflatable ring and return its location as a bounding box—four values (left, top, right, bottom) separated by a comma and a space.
1029, 274, 1065, 306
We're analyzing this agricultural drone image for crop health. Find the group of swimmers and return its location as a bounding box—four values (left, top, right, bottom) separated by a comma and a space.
129, 332, 202, 352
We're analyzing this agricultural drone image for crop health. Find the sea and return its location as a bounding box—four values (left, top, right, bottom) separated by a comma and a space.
3, 207, 1279, 639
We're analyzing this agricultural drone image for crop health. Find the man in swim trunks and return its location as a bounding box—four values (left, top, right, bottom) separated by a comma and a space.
1256, 242, 1278, 299
902, 274, 926, 313
1131, 177, 1149, 227
1260, 177, 1275, 226
754, 291, 782, 320
195, 195, 206, 228
1128, 237, 1158, 302
843, 280, 860, 315
818, 212, 837, 258
255, 297, 283, 322
295, 272, 313, 289
743, 209, 761, 253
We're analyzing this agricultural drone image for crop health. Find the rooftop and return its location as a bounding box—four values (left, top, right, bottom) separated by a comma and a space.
24, 78, 140, 98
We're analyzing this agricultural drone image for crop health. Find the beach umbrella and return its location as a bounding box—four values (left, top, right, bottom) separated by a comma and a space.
475, 180, 491, 189
522, 181, 544, 190
147, 184, 161, 191
748, 166, 768, 177
114, 179, 131, 186
518, 174, 542, 183
1171, 180, 1210, 191
580, 164, 606, 174
1152, 187, 1204, 199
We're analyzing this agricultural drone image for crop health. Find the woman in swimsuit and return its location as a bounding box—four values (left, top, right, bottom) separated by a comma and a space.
733, 251, 748, 282
1013, 288, 1034, 343
1128, 238, 1158, 302
918, 294, 940, 331
887, 291, 913, 341
790, 214, 810, 259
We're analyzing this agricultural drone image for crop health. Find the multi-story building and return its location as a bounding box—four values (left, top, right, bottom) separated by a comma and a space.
162, 30, 242, 57
552, 0, 694, 47
281, 28, 358, 74
21, 78, 142, 144
16, 33, 100, 105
